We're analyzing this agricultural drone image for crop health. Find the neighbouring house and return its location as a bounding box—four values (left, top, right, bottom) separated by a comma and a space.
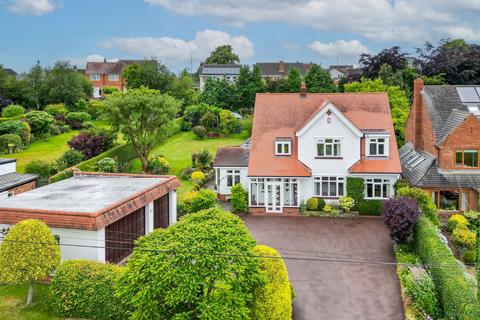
255, 61, 313, 80
198, 63, 241, 90
0, 172, 180, 263
401, 78, 480, 212
214, 84, 401, 214
85, 59, 144, 98
0, 159, 38, 199
328, 65, 363, 82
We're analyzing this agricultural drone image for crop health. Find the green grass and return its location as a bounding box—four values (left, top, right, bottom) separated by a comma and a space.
129, 131, 245, 198
0, 120, 111, 173
0, 284, 57, 320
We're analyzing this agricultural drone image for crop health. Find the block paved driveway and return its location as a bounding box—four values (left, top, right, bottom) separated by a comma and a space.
242, 216, 404, 320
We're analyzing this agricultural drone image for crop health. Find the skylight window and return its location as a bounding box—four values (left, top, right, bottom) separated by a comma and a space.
467, 105, 480, 116
457, 87, 480, 103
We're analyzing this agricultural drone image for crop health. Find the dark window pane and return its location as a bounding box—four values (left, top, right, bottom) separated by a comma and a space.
315, 183, 320, 195
329, 181, 336, 196
378, 144, 385, 155
338, 183, 344, 196
334, 144, 340, 156
277, 143, 282, 154
370, 143, 377, 155
318, 144, 324, 156
322, 182, 328, 196
227, 175, 233, 186
374, 184, 381, 197
367, 184, 373, 197
456, 151, 463, 166
326, 145, 332, 155
464, 151, 478, 167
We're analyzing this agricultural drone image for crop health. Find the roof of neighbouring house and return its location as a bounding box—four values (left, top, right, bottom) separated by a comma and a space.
248, 92, 402, 177
213, 147, 250, 168
328, 65, 363, 77
199, 64, 242, 75
0, 158, 16, 165
422, 85, 480, 144
85, 59, 146, 75
0, 172, 38, 193
0, 172, 180, 230
255, 62, 312, 76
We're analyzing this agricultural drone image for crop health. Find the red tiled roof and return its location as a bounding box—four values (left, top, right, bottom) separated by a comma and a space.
248, 92, 402, 176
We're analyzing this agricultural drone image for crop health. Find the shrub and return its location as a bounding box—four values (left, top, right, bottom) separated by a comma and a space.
323, 205, 332, 213
463, 211, 480, 229
191, 170, 205, 182
2, 104, 24, 118
45, 103, 68, 118
462, 250, 476, 264
383, 196, 420, 243
184, 103, 221, 127
448, 214, 469, 232
66, 112, 91, 129
51, 260, 128, 320
180, 189, 217, 214
346, 177, 364, 210
306, 197, 318, 211
0, 134, 22, 152
69, 98, 89, 113
54, 149, 85, 171
191, 149, 213, 170
0, 120, 31, 143
59, 124, 71, 133
240, 115, 253, 138
68, 129, 115, 159
414, 216, 480, 320
200, 111, 218, 129
25, 160, 55, 182
251, 245, 292, 320
219, 109, 238, 134
317, 198, 326, 211
339, 196, 355, 213
402, 267, 440, 318
87, 100, 105, 119
452, 227, 477, 250
102, 86, 120, 95
25, 111, 54, 138
397, 187, 440, 226
231, 183, 248, 214
97, 157, 118, 173
147, 157, 170, 175
192, 125, 207, 138
358, 200, 382, 216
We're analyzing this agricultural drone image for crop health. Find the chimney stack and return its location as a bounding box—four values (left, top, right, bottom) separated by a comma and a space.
300, 82, 307, 98
278, 61, 285, 74
413, 77, 424, 150
104, 58, 107, 63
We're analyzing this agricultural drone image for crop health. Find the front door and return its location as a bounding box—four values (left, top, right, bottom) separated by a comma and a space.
266, 182, 282, 213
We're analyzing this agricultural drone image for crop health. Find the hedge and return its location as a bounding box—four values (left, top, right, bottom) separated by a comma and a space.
51, 260, 129, 320
346, 177, 364, 210
414, 216, 480, 320
358, 200, 382, 216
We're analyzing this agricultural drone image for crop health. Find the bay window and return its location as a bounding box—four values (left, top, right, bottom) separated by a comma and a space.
313, 176, 345, 198
317, 138, 341, 157
250, 178, 298, 207
365, 178, 391, 199
226, 170, 241, 187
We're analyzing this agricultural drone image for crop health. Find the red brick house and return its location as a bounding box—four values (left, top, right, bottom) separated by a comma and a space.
401, 79, 480, 211
85, 59, 143, 98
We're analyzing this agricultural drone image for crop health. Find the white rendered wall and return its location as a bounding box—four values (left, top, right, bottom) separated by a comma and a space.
0, 162, 16, 175
215, 167, 248, 196
169, 190, 177, 225
145, 201, 154, 234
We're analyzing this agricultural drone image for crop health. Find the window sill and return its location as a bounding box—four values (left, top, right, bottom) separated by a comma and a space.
313, 196, 342, 199
275, 154, 291, 157
364, 197, 388, 200
315, 157, 343, 160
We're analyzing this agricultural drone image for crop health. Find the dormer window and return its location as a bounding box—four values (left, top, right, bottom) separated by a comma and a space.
316, 138, 341, 158
275, 140, 291, 156
366, 136, 389, 157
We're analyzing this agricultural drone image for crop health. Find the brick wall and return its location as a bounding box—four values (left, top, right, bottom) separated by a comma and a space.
85, 74, 125, 92
249, 207, 300, 216
7, 180, 36, 196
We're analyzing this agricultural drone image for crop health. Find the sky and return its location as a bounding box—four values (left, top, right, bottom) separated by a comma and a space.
1, 0, 480, 74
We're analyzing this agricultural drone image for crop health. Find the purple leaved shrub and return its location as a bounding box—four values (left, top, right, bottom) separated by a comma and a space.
382, 196, 420, 243
68, 130, 114, 159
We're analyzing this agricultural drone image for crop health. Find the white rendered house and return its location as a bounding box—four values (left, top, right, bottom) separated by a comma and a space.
214, 88, 401, 214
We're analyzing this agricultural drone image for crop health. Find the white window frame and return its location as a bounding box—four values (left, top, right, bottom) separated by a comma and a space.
90, 74, 100, 81
249, 178, 299, 207
226, 170, 241, 187
366, 136, 389, 157
313, 176, 345, 198
365, 178, 391, 199
316, 138, 342, 158
108, 74, 119, 81
275, 140, 291, 156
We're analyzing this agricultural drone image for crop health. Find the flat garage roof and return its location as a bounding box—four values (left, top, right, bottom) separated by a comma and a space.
0, 172, 181, 230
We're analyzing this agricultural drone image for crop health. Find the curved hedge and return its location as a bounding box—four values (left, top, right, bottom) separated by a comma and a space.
414, 216, 480, 320
51, 260, 129, 320
251, 245, 292, 320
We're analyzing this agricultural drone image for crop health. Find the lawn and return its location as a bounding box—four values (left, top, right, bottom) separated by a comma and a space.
129, 131, 246, 198
0, 120, 110, 173
0, 284, 57, 320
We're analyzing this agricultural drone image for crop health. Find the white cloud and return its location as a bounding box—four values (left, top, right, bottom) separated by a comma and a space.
308, 40, 369, 58
145, 0, 480, 43
63, 55, 119, 69
8, 0, 57, 16
100, 29, 254, 65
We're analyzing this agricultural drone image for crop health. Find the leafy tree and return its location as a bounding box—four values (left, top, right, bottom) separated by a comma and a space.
219, 109, 238, 134
286, 68, 302, 92
304, 64, 337, 93
104, 87, 180, 172
24, 62, 47, 109
230, 183, 248, 214
122, 60, 175, 92
0, 66, 30, 108
422, 73, 446, 85
344, 78, 409, 146
378, 64, 404, 88
0, 219, 60, 305
199, 78, 237, 110
236, 65, 266, 110
171, 69, 197, 111
205, 45, 240, 64
359, 46, 409, 79
117, 208, 263, 319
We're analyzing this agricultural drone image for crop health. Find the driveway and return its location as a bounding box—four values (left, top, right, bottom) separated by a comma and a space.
242, 216, 404, 320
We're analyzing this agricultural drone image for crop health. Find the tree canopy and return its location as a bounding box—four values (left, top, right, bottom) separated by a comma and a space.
199, 78, 238, 110
285, 67, 302, 92
104, 87, 181, 172
304, 64, 336, 93
205, 45, 240, 64
236, 65, 266, 110
122, 60, 175, 92
359, 46, 409, 79
117, 208, 263, 319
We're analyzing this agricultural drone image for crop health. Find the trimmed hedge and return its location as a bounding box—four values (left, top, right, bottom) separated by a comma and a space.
414, 216, 480, 320
51, 260, 129, 320
346, 177, 364, 210
231, 183, 248, 214
0, 133, 22, 152
251, 245, 292, 320
358, 200, 382, 216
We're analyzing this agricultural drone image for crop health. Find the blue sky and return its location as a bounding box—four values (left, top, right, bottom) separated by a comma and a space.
1, 0, 480, 73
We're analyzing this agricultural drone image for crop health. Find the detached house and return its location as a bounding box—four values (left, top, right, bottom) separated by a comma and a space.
255, 61, 313, 80
214, 85, 401, 214
401, 79, 480, 211
198, 64, 241, 90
